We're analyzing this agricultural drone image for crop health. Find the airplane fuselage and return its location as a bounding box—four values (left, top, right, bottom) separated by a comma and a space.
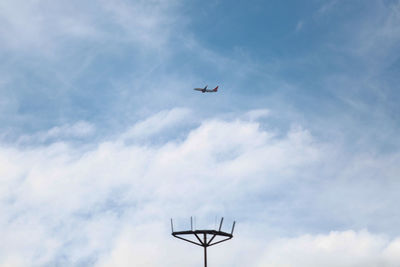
194, 85, 219, 93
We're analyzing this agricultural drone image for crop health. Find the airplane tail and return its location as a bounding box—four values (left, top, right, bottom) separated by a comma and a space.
213, 86, 219, 92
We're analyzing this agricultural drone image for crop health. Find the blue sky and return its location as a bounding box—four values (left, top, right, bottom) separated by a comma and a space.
1, 0, 400, 266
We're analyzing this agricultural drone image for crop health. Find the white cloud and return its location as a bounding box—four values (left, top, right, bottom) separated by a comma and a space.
0, 110, 314, 265
1, 109, 400, 265
256, 230, 400, 267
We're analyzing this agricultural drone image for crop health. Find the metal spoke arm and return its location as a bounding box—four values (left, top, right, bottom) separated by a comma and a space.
194, 233, 205, 245
172, 232, 233, 247
172, 234, 204, 247
206, 234, 217, 246
208, 236, 232, 247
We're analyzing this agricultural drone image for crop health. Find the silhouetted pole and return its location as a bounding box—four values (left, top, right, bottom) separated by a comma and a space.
171, 217, 235, 267
204, 233, 207, 267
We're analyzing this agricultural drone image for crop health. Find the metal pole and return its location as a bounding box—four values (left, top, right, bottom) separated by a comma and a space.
171, 218, 235, 266
204, 233, 207, 267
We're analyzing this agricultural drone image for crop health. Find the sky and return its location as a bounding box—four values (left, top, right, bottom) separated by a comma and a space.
1, 0, 400, 266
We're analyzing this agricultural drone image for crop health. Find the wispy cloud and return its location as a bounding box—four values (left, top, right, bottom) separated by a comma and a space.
120, 108, 192, 142
0, 0, 189, 135
0, 0, 182, 53
17, 121, 95, 144
295, 20, 304, 32
316, 0, 339, 16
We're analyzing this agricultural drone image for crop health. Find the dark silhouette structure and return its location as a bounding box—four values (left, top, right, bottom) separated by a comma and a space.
171, 217, 235, 267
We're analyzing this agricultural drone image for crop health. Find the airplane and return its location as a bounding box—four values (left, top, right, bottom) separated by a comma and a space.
194, 85, 219, 93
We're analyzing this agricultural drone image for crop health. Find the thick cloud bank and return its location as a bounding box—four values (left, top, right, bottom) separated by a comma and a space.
1, 109, 400, 266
